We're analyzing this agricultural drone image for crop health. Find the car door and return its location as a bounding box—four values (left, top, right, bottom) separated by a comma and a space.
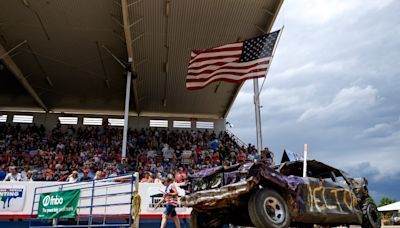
298, 175, 361, 224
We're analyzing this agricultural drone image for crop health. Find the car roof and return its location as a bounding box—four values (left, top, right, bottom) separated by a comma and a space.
277, 160, 343, 178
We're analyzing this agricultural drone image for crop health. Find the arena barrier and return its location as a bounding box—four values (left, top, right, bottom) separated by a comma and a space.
29, 174, 136, 228
0, 180, 191, 227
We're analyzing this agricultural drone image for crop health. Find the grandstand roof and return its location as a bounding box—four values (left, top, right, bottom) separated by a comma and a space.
0, 0, 283, 119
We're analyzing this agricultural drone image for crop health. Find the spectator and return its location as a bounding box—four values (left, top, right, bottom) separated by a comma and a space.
237, 149, 247, 163
156, 162, 164, 173
162, 144, 175, 163
24, 171, 34, 181
174, 171, 183, 183
0, 165, 6, 181
20, 165, 30, 180
0, 123, 251, 182
94, 171, 103, 180
45, 171, 56, 181
140, 172, 153, 183
3, 166, 22, 181
80, 169, 91, 181
264, 147, 274, 165
35, 171, 46, 181
212, 151, 220, 164
108, 168, 119, 178
66, 171, 79, 183
154, 172, 163, 184
88, 167, 96, 180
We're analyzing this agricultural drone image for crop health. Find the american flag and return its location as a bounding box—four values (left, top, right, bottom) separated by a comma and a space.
186, 30, 281, 90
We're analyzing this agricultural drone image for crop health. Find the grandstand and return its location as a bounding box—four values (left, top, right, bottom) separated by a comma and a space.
0, 0, 283, 227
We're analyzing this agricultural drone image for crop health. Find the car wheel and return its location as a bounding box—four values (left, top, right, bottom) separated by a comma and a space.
361, 199, 381, 228
248, 188, 290, 228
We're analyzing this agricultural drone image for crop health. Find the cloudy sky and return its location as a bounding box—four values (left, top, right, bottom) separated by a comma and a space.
228, 0, 400, 201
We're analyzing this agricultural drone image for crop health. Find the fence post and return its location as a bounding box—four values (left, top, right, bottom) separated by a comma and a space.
52, 186, 63, 226
29, 186, 37, 227
132, 172, 140, 228
89, 179, 96, 226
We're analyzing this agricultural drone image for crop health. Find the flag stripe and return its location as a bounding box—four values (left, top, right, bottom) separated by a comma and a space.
188, 58, 270, 76
187, 76, 263, 90
189, 49, 242, 64
187, 62, 270, 80
213, 42, 243, 50
188, 58, 271, 75
190, 42, 243, 57
188, 57, 269, 72
188, 61, 239, 71
188, 57, 240, 68
186, 72, 265, 89
186, 68, 268, 82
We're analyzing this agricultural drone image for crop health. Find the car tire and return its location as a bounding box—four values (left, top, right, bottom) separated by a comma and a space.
248, 188, 290, 228
361, 198, 381, 228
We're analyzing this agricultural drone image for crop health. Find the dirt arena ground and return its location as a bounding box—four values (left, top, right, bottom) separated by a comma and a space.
349, 226, 400, 228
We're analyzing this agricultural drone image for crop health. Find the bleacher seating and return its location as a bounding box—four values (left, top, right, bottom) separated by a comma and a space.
0, 122, 265, 183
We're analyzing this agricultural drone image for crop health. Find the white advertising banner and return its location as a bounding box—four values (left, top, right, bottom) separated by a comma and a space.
0, 182, 49, 216
0, 185, 26, 212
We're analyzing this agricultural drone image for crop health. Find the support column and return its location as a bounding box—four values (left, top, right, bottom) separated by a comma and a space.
253, 78, 262, 156
122, 70, 132, 160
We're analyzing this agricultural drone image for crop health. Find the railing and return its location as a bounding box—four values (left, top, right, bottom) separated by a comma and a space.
29, 174, 136, 228
225, 129, 248, 149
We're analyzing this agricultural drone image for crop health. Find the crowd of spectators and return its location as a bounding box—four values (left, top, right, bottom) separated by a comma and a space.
0, 122, 274, 183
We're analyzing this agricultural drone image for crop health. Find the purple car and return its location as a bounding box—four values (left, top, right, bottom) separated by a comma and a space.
181, 160, 380, 228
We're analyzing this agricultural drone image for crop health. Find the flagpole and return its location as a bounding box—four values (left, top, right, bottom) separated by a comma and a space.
253, 78, 263, 156
254, 26, 284, 158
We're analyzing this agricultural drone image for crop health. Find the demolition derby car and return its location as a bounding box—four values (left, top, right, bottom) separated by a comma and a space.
181, 160, 381, 228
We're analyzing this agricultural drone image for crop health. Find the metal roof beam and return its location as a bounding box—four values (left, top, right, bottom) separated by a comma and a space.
0, 42, 48, 112
131, 33, 144, 43
121, 0, 140, 114
129, 17, 144, 28
128, 0, 142, 7
0, 40, 26, 59
262, 8, 275, 16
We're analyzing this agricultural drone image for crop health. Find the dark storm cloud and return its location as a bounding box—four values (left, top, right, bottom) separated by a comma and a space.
346, 162, 400, 201
227, 0, 400, 200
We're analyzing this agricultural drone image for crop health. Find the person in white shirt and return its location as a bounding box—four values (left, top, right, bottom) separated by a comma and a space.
154, 172, 163, 184
24, 171, 34, 182
20, 165, 30, 180
66, 171, 79, 183
3, 166, 22, 182
163, 144, 175, 160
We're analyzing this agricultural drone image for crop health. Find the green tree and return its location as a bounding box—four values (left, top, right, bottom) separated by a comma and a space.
368, 197, 376, 205
379, 197, 396, 207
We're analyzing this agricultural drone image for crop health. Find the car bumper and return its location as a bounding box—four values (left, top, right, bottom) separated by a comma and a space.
181, 177, 257, 208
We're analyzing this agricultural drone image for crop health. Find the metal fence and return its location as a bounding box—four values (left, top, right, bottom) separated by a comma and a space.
29, 174, 136, 228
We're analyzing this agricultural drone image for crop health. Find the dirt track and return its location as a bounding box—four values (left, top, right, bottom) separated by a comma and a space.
349, 226, 399, 228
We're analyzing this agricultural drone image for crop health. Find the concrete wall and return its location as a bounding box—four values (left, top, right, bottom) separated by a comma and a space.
0, 111, 226, 132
